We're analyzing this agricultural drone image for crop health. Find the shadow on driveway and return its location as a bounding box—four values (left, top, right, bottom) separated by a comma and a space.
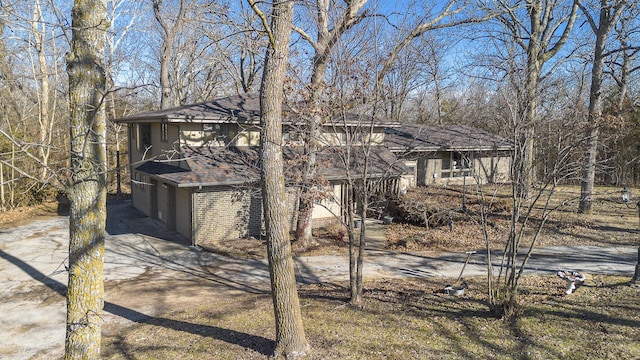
0, 248, 273, 356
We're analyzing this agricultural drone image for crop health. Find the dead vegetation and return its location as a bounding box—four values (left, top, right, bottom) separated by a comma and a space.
101, 275, 640, 359
201, 224, 351, 259
0, 202, 58, 229
386, 185, 640, 253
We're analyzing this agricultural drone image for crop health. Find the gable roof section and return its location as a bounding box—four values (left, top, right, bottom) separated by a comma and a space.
115, 93, 263, 124
384, 124, 513, 152
115, 93, 400, 127
135, 145, 408, 188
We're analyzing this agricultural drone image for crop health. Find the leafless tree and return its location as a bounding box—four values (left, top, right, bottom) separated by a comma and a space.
478, 83, 582, 317
290, 0, 369, 247
601, 6, 640, 185
488, 0, 579, 191
65, 0, 109, 357
251, 0, 310, 356
577, 0, 629, 214
0, 1, 69, 207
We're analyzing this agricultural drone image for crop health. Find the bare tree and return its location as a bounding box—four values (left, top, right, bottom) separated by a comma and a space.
251, 0, 309, 356
291, 0, 491, 246
481, 84, 582, 317
490, 0, 579, 191
291, 0, 368, 247
152, 0, 190, 109
577, 0, 628, 214
600, 6, 640, 185
219, 2, 265, 94
0, 1, 69, 207
65, 0, 109, 357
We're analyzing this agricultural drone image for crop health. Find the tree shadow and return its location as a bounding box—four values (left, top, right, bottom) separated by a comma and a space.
105, 238, 269, 294
0, 249, 274, 356
103, 302, 273, 356
105, 199, 190, 245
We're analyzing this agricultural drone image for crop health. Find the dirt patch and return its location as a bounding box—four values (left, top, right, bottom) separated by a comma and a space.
201, 225, 350, 259
0, 202, 59, 229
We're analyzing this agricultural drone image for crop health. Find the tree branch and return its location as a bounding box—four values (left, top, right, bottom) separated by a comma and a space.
246, 0, 276, 49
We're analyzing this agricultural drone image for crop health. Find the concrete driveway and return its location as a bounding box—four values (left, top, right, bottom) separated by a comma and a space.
0, 199, 637, 359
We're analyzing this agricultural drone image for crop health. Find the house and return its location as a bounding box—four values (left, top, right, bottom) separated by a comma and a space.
384, 124, 513, 187
115, 93, 407, 246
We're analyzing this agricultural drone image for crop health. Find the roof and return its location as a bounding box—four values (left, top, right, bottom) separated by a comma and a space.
136, 145, 408, 188
115, 93, 400, 127
115, 93, 263, 124
384, 124, 513, 152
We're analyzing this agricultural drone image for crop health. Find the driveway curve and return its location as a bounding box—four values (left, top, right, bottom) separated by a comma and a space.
0, 199, 637, 359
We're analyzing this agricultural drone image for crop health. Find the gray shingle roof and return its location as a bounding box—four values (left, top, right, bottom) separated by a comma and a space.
136, 145, 408, 188
115, 93, 400, 127
384, 124, 513, 152
115, 93, 264, 124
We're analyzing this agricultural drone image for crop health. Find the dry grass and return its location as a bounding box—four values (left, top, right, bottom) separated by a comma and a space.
386, 185, 640, 253
200, 224, 351, 260
102, 275, 640, 359
0, 202, 58, 229
204, 184, 640, 259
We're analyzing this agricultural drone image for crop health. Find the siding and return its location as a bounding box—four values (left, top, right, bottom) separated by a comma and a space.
131, 170, 152, 216
175, 188, 191, 239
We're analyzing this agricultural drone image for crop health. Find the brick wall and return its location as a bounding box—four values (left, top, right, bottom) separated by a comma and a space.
192, 185, 333, 245
193, 186, 263, 246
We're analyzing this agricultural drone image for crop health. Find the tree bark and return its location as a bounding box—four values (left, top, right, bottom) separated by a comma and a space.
294, 0, 367, 246
495, 0, 578, 194
578, 0, 626, 214
65, 1, 108, 358
259, 0, 309, 357
153, 0, 186, 109
32, 0, 53, 182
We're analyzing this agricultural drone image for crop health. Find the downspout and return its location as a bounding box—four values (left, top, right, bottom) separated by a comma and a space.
128, 125, 134, 203
191, 190, 197, 247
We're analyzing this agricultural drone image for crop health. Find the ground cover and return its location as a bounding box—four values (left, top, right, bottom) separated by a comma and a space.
0, 202, 58, 228
386, 185, 640, 253
201, 185, 640, 258
101, 275, 640, 359
3, 186, 639, 359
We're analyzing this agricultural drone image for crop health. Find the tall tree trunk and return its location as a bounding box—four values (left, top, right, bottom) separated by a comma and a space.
258, 0, 309, 357
579, 37, 605, 213
293, 0, 368, 246
578, 0, 626, 213
522, 4, 543, 192
294, 63, 325, 247
33, 0, 53, 181
65, 1, 108, 358
153, 0, 186, 109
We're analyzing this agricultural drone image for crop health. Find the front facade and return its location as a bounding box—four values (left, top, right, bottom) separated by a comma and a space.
118, 94, 512, 246
385, 125, 513, 187
117, 93, 406, 246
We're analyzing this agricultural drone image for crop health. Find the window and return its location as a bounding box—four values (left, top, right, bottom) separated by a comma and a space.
203, 123, 237, 145
140, 175, 148, 192
441, 152, 472, 178
161, 123, 168, 142
338, 127, 357, 144
137, 124, 152, 152
283, 127, 301, 143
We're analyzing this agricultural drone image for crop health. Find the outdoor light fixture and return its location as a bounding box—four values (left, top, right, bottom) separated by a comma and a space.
622, 187, 631, 203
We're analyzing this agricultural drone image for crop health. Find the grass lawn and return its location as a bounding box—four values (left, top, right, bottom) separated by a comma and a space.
102, 275, 640, 359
